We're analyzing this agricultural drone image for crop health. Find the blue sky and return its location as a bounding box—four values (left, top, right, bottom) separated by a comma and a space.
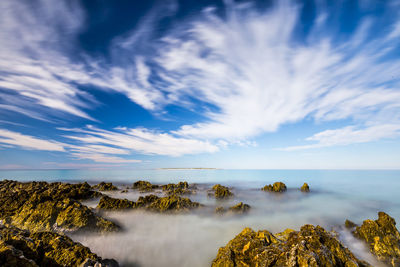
0, 0, 400, 169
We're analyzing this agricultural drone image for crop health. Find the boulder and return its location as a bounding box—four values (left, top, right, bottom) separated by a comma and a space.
97, 195, 135, 210
132, 180, 158, 192
353, 212, 400, 266
162, 181, 194, 195
228, 202, 251, 214
215, 206, 225, 214
212, 225, 370, 267
211, 184, 233, 199
93, 182, 118, 191
262, 182, 287, 193
345, 219, 357, 229
0, 224, 118, 267
300, 183, 310, 192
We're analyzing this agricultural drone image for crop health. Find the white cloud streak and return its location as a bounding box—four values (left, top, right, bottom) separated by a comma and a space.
0, 129, 65, 151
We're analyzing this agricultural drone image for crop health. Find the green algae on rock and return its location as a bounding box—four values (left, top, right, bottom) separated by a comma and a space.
345, 219, 357, 229
215, 206, 225, 214
162, 181, 196, 195
300, 182, 310, 192
0, 224, 118, 267
262, 181, 287, 193
353, 212, 400, 266
0, 180, 120, 233
137, 194, 202, 213
210, 184, 233, 199
132, 180, 159, 192
97, 195, 136, 210
212, 225, 370, 267
228, 202, 251, 214
93, 182, 118, 191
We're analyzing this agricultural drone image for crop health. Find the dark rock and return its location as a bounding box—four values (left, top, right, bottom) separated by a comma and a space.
353, 212, 400, 266
93, 182, 118, 191
228, 202, 251, 214
211, 184, 233, 199
345, 219, 357, 229
0, 180, 120, 233
300, 182, 310, 192
215, 206, 225, 214
262, 182, 287, 193
0, 224, 119, 267
97, 196, 135, 210
212, 225, 370, 267
132, 180, 158, 192
162, 181, 194, 195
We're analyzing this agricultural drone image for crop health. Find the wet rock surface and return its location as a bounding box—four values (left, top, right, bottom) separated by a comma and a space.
93, 182, 118, 191
212, 224, 370, 267
228, 202, 251, 214
300, 182, 310, 192
132, 180, 159, 192
0, 180, 119, 233
97, 196, 136, 210
353, 212, 400, 266
0, 224, 118, 267
210, 184, 233, 199
162, 181, 195, 195
262, 182, 287, 193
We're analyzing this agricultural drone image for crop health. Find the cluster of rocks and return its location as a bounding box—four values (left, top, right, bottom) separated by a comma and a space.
132, 180, 159, 192
215, 202, 251, 215
210, 184, 233, 199
212, 211, 400, 267
162, 181, 195, 195
261, 181, 310, 193
97, 194, 202, 213
92, 182, 118, 191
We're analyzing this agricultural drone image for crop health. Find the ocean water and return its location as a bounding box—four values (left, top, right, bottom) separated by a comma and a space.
1, 169, 399, 266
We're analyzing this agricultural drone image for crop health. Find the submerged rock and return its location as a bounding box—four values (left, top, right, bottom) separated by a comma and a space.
0, 180, 120, 233
262, 182, 287, 193
353, 212, 400, 266
300, 182, 310, 192
132, 180, 158, 192
97, 195, 135, 210
228, 202, 251, 214
215, 206, 225, 214
0, 224, 118, 267
93, 182, 118, 191
212, 225, 370, 267
210, 184, 233, 199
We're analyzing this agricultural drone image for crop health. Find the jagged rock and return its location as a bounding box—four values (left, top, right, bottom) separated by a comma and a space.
262, 182, 287, 193
212, 225, 370, 267
132, 180, 158, 192
162, 181, 195, 195
97, 196, 135, 210
215, 206, 225, 214
0, 225, 119, 267
210, 184, 233, 199
140, 194, 202, 213
0, 180, 119, 233
93, 182, 118, 191
353, 212, 400, 266
345, 219, 357, 229
228, 202, 251, 214
300, 183, 310, 192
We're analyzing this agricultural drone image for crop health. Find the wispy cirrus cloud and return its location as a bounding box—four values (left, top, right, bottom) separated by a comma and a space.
0, 129, 65, 151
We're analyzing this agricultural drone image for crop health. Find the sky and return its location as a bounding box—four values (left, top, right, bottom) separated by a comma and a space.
0, 0, 400, 170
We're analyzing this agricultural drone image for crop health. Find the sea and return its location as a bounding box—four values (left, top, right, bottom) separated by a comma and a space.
0, 169, 399, 267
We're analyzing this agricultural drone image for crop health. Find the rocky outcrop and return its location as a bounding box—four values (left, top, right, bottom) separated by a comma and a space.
132, 180, 158, 192
353, 212, 400, 266
212, 225, 370, 267
0, 224, 118, 267
97, 196, 135, 210
262, 182, 287, 193
228, 202, 251, 214
93, 182, 118, 191
162, 181, 195, 195
300, 183, 310, 192
0, 180, 119, 233
210, 184, 233, 199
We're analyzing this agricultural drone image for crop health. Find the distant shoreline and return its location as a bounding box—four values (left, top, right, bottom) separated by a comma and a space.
157, 168, 220, 170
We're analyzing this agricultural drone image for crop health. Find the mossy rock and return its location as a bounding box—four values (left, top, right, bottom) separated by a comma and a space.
92, 182, 118, 191
97, 195, 135, 210
211, 184, 233, 199
345, 219, 357, 229
300, 182, 310, 192
162, 181, 195, 195
0, 224, 118, 267
132, 180, 158, 192
353, 212, 400, 266
212, 225, 370, 267
262, 182, 287, 193
145, 194, 202, 213
228, 202, 251, 214
215, 206, 225, 214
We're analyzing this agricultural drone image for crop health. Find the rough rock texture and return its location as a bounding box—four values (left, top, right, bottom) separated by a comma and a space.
0, 180, 119, 233
136, 194, 202, 213
211, 184, 233, 199
212, 225, 370, 267
162, 181, 195, 195
262, 182, 287, 193
132, 180, 158, 192
215, 206, 225, 214
0, 224, 118, 267
353, 212, 400, 266
93, 182, 118, 191
97, 196, 135, 210
345, 219, 357, 229
300, 183, 310, 192
228, 202, 251, 214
